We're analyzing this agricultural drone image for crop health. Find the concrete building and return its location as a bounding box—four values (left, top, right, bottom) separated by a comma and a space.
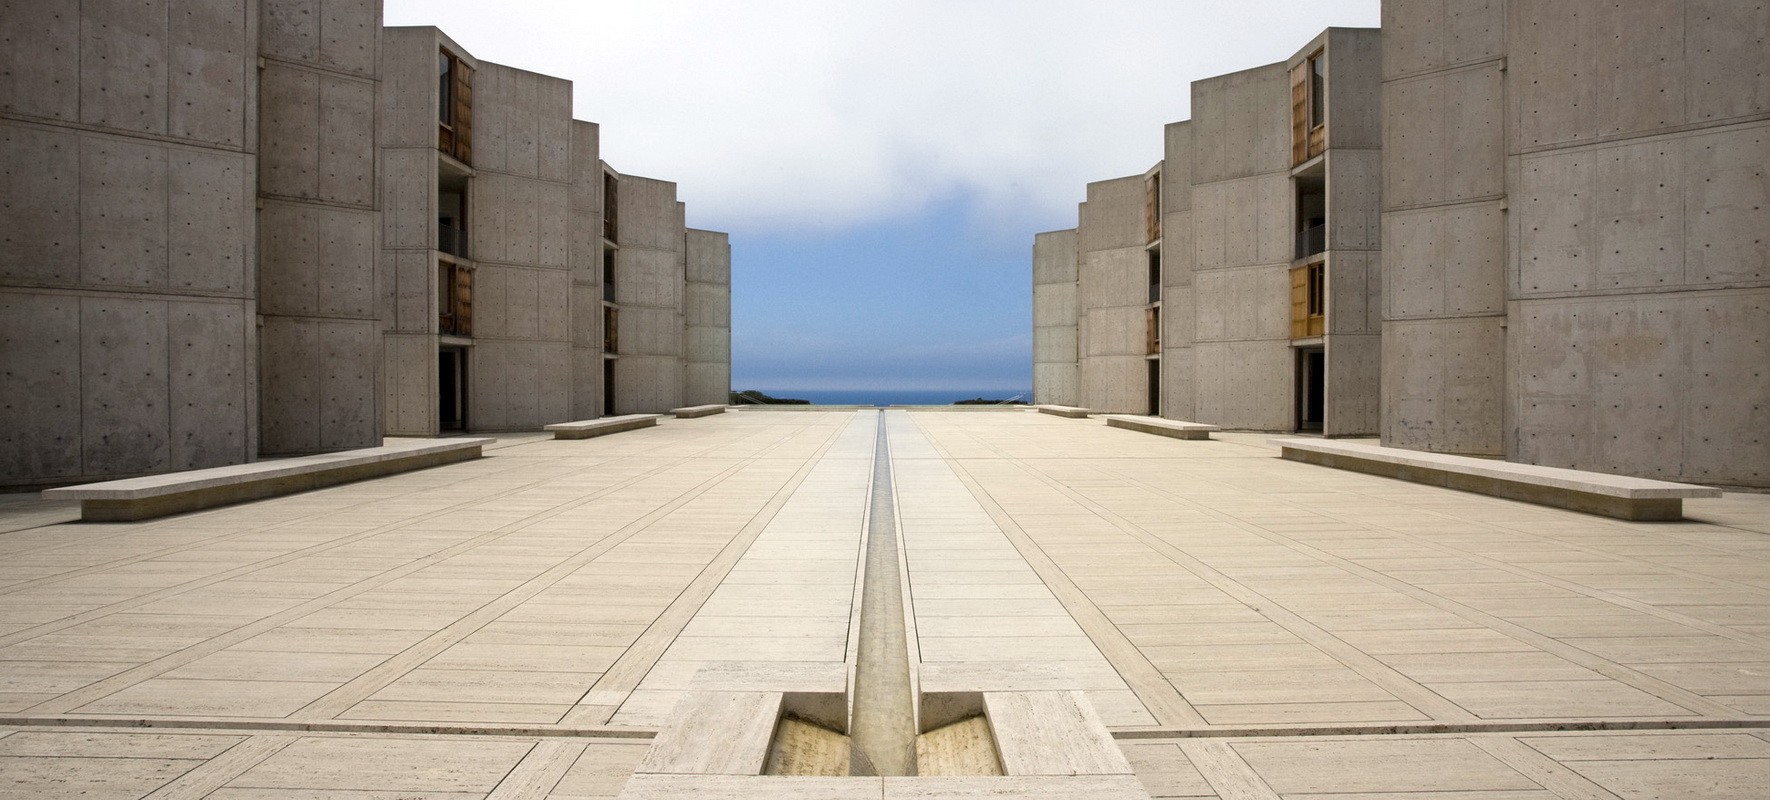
0, 2, 730, 489
1036, 28, 1384, 436
1039, 6, 1767, 488
1380, 0, 1767, 488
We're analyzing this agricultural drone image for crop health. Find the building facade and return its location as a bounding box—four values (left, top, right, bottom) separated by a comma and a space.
1037, 28, 1384, 437
0, 2, 730, 489
1037, 4, 1768, 488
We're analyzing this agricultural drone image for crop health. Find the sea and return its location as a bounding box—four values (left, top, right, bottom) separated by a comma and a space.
746, 389, 1032, 407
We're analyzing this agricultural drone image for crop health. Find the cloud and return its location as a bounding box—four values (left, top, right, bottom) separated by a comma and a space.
385, 1, 1380, 234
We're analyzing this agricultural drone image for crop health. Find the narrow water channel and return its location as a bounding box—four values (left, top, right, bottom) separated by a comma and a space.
848, 410, 917, 775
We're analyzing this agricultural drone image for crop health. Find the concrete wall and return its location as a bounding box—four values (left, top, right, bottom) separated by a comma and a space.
1501, 0, 1769, 486
376, 26, 451, 436
683, 228, 731, 407
567, 121, 605, 419
611, 175, 685, 414
1, 0, 259, 487
1319, 28, 1385, 437
1077, 176, 1152, 414
1381, 0, 1508, 454
1031, 229, 1079, 407
1159, 123, 1196, 422
463, 63, 573, 431
1188, 64, 1295, 431
257, 0, 381, 455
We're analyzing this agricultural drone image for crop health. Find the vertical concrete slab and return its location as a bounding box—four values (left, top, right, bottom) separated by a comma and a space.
80, 297, 172, 476
1032, 228, 1080, 408
0, 2, 81, 122
1077, 177, 1153, 414
683, 229, 731, 408
0, 291, 82, 485
0, 122, 81, 284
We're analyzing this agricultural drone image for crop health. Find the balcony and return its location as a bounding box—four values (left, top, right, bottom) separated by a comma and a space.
1295, 223, 1326, 260
438, 222, 469, 259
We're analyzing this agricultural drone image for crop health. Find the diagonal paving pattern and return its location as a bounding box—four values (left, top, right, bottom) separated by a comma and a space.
0, 409, 1765, 797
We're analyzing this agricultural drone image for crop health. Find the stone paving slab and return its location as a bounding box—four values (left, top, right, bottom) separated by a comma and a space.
0, 411, 1765, 796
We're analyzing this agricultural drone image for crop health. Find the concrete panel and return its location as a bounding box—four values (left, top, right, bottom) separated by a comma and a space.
1160, 212, 1192, 288
538, 75, 572, 182
318, 0, 378, 77
315, 207, 376, 318
1161, 283, 1193, 350
687, 230, 730, 285
683, 362, 729, 408
167, 0, 249, 147
1326, 333, 1381, 436
571, 284, 601, 348
684, 325, 729, 365
1384, 202, 1505, 319
1193, 341, 1293, 430
1162, 123, 1192, 213
618, 305, 683, 358
377, 27, 439, 149
381, 332, 433, 436
1328, 251, 1381, 335
167, 148, 248, 293
81, 296, 171, 475
1032, 363, 1078, 408
1079, 354, 1148, 415
1190, 63, 1289, 185
1192, 265, 1290, 343
1077, 177, 1145, 254
1161, 346, 1195, 423
259, 63, 321, 199
379, 147, 434, 250
1515, 123, 1768, 296
537, 268, 571, 341
1382, 0, 1504, 80
80, 0, 169, 135
1033, 324, 1076, 365
1325, 28, 1385, 151
1511, 1, 1768, 149
1032, 229, 1077, 285
1327, 149, 1382, 252
1381, 316, 1505, 455
1033, 283, 1077, 329
1512, 290, 1768, 487
0, 1, 80, 121
614, 355, 682, 415
261, 0, 321, 63
472, 172, 545, 267
615, 176, 681, 251
80, 135, 168, 289
258, 200, 319, 316
1383, 62, 1504, 208
1191, 173, 1290, 270
317, 320, 377, 450
318, 74, 376, 206
0, 122, 80, 283
390, 250, 432, 332
615, 247, 684, 309
570, 349, 604, 421
1083, 306, 1145, 358
685, 282, 730, 329
537, 181, 570, 268
1080, 248, 1146, 310
0, 291, 81, 484
167, 300, 248, 469
257, 316, 319, 453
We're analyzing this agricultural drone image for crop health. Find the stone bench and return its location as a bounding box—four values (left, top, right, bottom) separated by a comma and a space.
1273, 438, 1722, 521
42, 438, 493, 522
671, 404, 727, 419
1035, 405, 1093, 419
545, 413, 663, 439
1103, 415, 1220, 440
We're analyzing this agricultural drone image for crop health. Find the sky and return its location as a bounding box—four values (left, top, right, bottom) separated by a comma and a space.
385, 1, 1382, 393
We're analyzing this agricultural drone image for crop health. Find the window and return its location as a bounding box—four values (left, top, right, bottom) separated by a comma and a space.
603, 306, 619, 353
1146, 307, 1161, 355
1145, 172, 1162, 243
439, 262, 472, 336
1309, 53, 1325, 129
1147, 249, 1162, 304
438, 50, 452, 126
1290, 262, 1326, 339
602, 246, 617, 302
437, 49, 472, 163
603, 172, 619, 242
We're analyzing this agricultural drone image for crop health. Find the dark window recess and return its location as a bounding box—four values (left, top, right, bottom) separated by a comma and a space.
1297, 348, 1325, 432
1148, 359, 1162, 418
603, 357, 616, 416
1148, 249, 1162, 304
438, 189, 468, 257
1296, 178, 1326, 259
1309, 53, 1326, 129
439, 348, 466, 431
603, 172, 619, 242
602, 246, 617, 302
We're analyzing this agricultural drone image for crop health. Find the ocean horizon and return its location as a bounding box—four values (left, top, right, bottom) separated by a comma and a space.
738, 389, 1032, 407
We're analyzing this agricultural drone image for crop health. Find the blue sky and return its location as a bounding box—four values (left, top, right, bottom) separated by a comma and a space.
386, 1, 1382, 393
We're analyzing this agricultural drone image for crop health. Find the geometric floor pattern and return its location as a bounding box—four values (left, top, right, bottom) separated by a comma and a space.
1, 409, 1766, 797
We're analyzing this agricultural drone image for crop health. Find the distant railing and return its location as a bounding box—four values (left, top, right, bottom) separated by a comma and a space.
438, 222, 469, 258
1296, 223, 1326, 260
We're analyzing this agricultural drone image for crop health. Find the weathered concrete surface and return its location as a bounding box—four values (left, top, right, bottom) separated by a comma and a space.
1077, 176, 1154, 415
2, 411, 1765, 796
683, 229, 732, 409
1032, 229, 1080, 408
611, 176, 686, 415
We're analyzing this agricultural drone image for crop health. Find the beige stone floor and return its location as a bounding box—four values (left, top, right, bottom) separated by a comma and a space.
0, 409, 1766, 798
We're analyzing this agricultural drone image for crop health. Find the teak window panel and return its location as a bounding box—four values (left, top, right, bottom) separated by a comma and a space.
438, 49, 473, 164
603, 306, 619, 354
1146, 307, 1161, 354
1145, 172, 1162, 243
1290, 262, 1326, 339
1290, 52, 1327, 165
439, 262, 473, 337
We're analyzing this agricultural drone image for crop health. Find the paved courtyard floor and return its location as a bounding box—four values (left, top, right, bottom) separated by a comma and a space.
0, 409, 1766, 797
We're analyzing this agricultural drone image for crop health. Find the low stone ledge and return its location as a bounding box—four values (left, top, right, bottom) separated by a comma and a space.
545, 414, 663, 439
671, 404, 728, 419
42, 438, 493, 522
1035, 405, 1093, 419
1273, 438, 1721, 521
1103, 415, 1220, 440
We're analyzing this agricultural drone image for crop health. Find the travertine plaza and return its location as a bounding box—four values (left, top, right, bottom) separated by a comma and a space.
2, 0, 1769, 798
